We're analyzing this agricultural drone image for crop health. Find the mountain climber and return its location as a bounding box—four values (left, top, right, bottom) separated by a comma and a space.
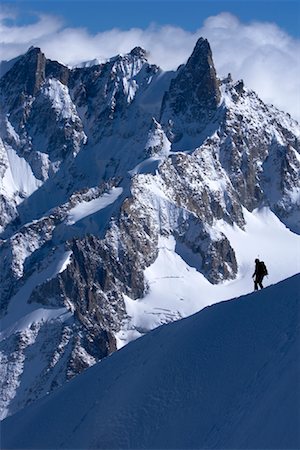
252, 258, 268, 290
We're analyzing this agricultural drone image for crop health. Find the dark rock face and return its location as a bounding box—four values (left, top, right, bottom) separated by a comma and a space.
170, 37, 220, 115
0, 48, 46, 130
0, 47, 68, 108
45, 60, 69, 86
203, 235, 237, 283
12, 47, 46, 97
160, 38, 221, 142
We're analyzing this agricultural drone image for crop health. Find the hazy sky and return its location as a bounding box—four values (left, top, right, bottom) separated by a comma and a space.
1, 0, 299, 120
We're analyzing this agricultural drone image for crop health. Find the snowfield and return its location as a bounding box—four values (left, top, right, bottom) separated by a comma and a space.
2, 274, 300, 449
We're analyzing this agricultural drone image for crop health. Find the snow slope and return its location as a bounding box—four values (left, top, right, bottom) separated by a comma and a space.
65, 187, 123, 225
2, 274, 300, 449
117, 207, 300, 346
0, 143, 42, 201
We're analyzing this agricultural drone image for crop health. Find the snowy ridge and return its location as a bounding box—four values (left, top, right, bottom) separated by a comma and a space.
2, 274, 300, 449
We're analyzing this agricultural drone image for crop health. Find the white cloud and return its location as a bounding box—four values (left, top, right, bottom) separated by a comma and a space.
0, 9, 299, 121
200, 13, 300, 122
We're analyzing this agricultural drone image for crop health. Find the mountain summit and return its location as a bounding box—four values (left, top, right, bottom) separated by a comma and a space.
0, 38, 299, 420
160, 37, 221, 142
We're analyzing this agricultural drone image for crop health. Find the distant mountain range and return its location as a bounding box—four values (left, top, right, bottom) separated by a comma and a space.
0, 37, 299, 420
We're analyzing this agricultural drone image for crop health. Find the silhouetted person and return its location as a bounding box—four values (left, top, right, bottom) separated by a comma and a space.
252, 258, 268, 290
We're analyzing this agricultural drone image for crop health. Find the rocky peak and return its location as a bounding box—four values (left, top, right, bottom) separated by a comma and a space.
6, 47, 46, 96
111, 47, 150, 80
184, 37, 220, 106
129, 46, 148, 60
160, 37, 221, 142
0, 47, 46, 129
0, 47, 70, 103
175, 37, 220, 110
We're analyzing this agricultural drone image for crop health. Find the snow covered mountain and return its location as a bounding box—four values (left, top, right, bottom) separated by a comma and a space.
2, 274, 300, 449
0, 38, 300, 420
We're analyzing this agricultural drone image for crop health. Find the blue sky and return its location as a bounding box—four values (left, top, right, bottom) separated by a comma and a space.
3, 0, 300, 37
1, 1, 299, 120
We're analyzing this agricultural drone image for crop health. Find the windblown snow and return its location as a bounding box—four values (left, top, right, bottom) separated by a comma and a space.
2, 274, 300, 450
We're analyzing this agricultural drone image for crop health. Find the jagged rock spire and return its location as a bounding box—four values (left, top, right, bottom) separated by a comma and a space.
184, 37, 220, 107
17, 47, 46, 96
159, 37, 221, 142
0, 47, 70, 100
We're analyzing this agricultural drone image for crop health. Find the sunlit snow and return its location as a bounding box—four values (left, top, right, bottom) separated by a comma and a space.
65, 187, 123, 225
1, 144, 41, 201
117, 207, 300, 347
0, 248, 74, 337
